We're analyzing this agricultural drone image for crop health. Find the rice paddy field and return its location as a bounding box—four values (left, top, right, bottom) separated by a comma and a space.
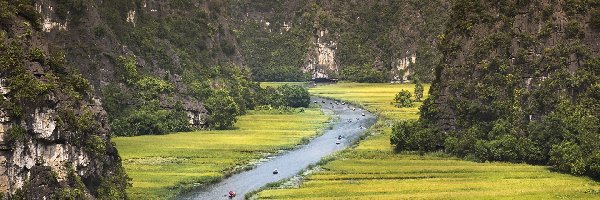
113, 108, 330, 199
310, 83, 430, 120
260, 82, 308, 88
255, 83, 600, 199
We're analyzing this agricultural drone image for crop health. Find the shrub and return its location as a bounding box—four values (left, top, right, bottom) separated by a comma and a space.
550, 141, 586, 175
390, 121, 444, 152
84, 135, 106, 157
7, 125, 27, 142
414, 82, 424, 102
394, 90, 413, 108
588, 151, 600, 179
590, 9, 600, 30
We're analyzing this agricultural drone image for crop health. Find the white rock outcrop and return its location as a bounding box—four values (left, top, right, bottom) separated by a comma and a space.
391, 53, 416, 83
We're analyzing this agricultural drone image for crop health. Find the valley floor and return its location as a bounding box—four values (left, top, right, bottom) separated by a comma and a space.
255, 83, 600, 199
112, 109, 330, 199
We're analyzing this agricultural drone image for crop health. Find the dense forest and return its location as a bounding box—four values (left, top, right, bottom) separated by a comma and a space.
391, 0, 600, 179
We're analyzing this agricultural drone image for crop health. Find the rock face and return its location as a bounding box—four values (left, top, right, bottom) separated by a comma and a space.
303, 29, 340, 80
32, 0, 243, 128
0, 1, 128, 199
391, 54, 417, 83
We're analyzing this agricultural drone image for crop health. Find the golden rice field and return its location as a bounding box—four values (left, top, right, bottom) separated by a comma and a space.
255, 83, 600, 199
113, 108, 329, 199
310, 82, 430, 120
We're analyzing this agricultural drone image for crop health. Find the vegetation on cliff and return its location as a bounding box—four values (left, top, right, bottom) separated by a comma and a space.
231, 0, 450, 82
0, 0, 129, 198
392, 0, 600, 179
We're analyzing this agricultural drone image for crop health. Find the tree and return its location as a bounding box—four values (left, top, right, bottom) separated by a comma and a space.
394, 90, 413, 108
205, 90, 240, 129
414, 82, 424, 102
279, 85, 310, 108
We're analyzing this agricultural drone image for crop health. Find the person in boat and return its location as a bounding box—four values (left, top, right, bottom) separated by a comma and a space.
228, 191, 236, 197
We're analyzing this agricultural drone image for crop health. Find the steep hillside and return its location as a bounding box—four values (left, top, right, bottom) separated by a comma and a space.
231, 0, 450, 82
36, 0, 260, 135
0, 1, 128, 198
410, 0, 600, 178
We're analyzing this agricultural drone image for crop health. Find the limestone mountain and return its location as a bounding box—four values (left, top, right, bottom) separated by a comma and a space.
1, 1, 128, 199
230, 0, 450, 82
415, 0, 600, 178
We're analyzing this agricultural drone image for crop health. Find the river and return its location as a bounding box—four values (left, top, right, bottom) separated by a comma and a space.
178, 97, 376, 199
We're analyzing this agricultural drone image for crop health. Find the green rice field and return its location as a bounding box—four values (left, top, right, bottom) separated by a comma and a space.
255, 83, 600, 199
113, 108, 329, 199
260, 82, 308, 88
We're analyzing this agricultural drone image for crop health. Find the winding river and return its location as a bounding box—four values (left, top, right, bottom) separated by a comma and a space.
178, 97, 376, 200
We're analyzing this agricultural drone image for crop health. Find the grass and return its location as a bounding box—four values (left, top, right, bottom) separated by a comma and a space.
255, 83, 600, 199
113, 108, 329, 199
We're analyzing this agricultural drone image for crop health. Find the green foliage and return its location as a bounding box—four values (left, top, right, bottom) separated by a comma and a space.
550, 141, 587, 175
234, 19, 310, 82
54, 0, 86, 22
390, 120, 444, 152
414, 82, 424, 102
474, 135, 543, 163
186, 80, 213, 101
1, 42, 55, 103
565, 21, 584, 39
6, 125, 27, 142
255, 84, 311, 108
135, 76, 173, 99
60, 163, 86, 199
204, 89, 240, 129
591, 8, 600, 30
341, 64, 387, 83
95, 161, 130, 200
15, 1, 42, 29
232, 0, 448, 82
111, 103, 190, 136
277, 85, 311, 108
101, 83, 131, 119
408, 0, 599, 180
84, 135, 106, 157
394, 90, 413, 108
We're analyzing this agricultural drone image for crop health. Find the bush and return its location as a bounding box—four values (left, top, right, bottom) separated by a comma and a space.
414, 82, 424, 102
394, 90, 413, 108
474, 135, 544, 163
589, 151, 600, 179
550, 141, 586, 175
84, 135, 106, 157
390, 121, 444, 152
7, 125, 27, 142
